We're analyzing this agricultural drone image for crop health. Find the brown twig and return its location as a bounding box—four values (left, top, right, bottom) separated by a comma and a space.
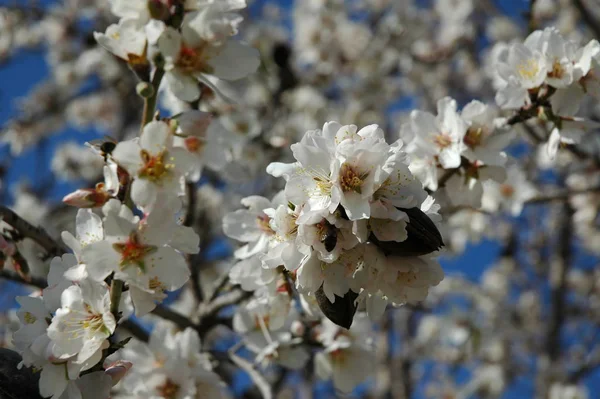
573, 0, 600, 40
525, 186, 600, 204
545, 203, 573, 361
0, 269, 47, 289
0, 206, 68, 256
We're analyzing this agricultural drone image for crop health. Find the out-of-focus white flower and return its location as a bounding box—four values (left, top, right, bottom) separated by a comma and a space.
549, 383, 588, 399
94, 19, 147, 64
51, 141, 104, 181
482, 164, 537, 216
314, 314, 375, 393
158, 11, 259, 101
119, 320, 229, 398
403, 97, 468, 170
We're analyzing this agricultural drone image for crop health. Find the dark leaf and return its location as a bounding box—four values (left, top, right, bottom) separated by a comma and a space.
371, 207, 444, 256
0, 348, 43, 399
315, 287, 358, 329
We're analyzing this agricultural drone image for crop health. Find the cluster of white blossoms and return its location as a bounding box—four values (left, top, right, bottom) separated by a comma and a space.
493, 27, 600, 158
12, 198, 202, 397
13, 254, 120, 398
11, 1, 259, 397
117, 321, 229, 398
95, 0, 259, 102
399, 96, 540, 216
225, 122, 445, 326
6, 0, 600, 395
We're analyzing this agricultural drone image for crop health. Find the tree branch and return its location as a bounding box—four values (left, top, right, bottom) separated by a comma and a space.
545, 203, 573, 361
525, 186, 600, 204
573, 0, 600, 40
0, 269, 47, 289
0, 206, 68, 256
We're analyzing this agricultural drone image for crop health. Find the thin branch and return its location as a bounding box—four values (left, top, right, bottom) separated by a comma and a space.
0, 206, 68, 256
151, 303, 198, 331
527, 0, 539, 33
199, 288, 251, 318
0, 269, 47, 289
545, 203, 573, 361
569, 350, 600, 382
525, 186, 600, 204
140, 67, 165, 129
119, 319, 150, 343
110, 279, 124, 321
573, 0, 600, 40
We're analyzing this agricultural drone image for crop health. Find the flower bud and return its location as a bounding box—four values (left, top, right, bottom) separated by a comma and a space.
136, 82, 155, 98
63, 188, 111, 208
104, 360, 133, 385
290, 320, 305, 337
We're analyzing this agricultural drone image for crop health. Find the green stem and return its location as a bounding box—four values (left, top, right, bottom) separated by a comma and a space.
110, 278, 124, 321
141, 67, 165, 130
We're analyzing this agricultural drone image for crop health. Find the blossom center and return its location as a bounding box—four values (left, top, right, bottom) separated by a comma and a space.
548, 60, 565, 79
23, 312, 37, 324
256, 214, 275, 235
500, 184, 515, 198
139, 150, 174, 183
113, 232, 157, 272
339, 164, 367, 193
177, 45, 213, 74
184, 136, 204, 153
464, 127, 483, 148
517, 59, 540, 81
330, 348, 348, 364
434, 133, 453, 149
234, 122, 250, 135
254, 315, 270, 330
82, 314, 106, 333
396, 270, 418, 285
149, 276, 166, 292
157, 378, 180, 399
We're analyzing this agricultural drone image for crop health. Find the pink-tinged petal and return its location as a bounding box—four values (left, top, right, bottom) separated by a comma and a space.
81, 241, 119, 281
266, 162, 297, 179
223, 209, 263, 242
165, 69, 201, 102
169, 147, 196, 175
157, 27, 182, 66
341, 192, 370, 220
147, 247, 190, 291
141, 121, 171, 153
104, 361, 133, 385
75, 209, 104, 245
208, 40, 260, 81
495, 85, 528, 110
76, 339, 106, 369
39, 364, 68, 398
112, 140, 143, 174
169, 225, 200, 254
129, 285, 158, 316
130, 178, 157, 209
75, 371, 112, 399
438, 147, 461, 169
62, 231, 81, 255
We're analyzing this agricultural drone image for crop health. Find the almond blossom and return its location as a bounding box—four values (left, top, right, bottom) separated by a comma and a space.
158, 11, 259, 101
112, 120, 194, 209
